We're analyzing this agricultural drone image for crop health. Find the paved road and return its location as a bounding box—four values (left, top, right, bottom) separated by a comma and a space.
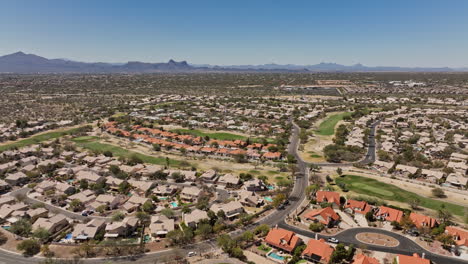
2, 119, 466, 264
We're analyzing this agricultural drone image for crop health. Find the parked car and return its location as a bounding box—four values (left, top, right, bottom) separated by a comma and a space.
187, 251, 196, 257
327, 237, 339, 243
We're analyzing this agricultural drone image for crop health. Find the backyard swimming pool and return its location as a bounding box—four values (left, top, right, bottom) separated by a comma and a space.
264, 196, 273, 202
170, 202, 178, 208
268, 252, 284, 261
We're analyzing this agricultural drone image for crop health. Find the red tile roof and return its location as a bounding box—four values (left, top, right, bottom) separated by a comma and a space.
345, 199, 372, 214
409, 212, 438, 229
446, 226, 468, 247
265, 227, 301, 252
316, 191, 341, 205
397, 253, 430, 264
304, 207, 340, 225
375, 206, 403, 222
353, 254, 380, 264
301, 238, 334, 262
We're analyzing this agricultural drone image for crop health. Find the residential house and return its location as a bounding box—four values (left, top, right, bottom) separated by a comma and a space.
122, 196, 150, 212
445, 226, 468, 252
210, 201, 244, 219
409, 213, 438, 229
301, 238, 334, 263
32, 214, 69, 234
200, 170, 217, 183
445, 174, 467, 189
353, 254, 380, 264
5, 172, 28, 186
76, 170, 106, 184
55, 182, 75, 195
375, 206, 403, 223
396, 253, 430, 264
68, 189, 96, 204
344, 200, 372, 215
303, 207, 340, 227
0, 180, 11, 193
316, 191, 341, 207
149, 215, 174, 237
265, 227, 301, 253
26, 208, 48, 223
217, 173, 241, 188
421, 170, 444, 183
93, 194, 121, 210
180, 186, 202, 202
183, 209, 208, 228
153, 184, 178, 197
243, 179, 267, 192
36, 181, 56, 194
72, 219, 106, 241
105, 217, 138, 238
238, 190, 264, 207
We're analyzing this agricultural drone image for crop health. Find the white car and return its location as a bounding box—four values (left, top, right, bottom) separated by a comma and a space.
187, 251, 196, 257
327, 237, 339, 243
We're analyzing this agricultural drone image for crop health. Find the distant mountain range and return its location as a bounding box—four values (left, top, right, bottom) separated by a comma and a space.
0, 51, 467, 73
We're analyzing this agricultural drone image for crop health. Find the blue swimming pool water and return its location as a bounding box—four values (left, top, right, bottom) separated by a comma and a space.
264, 197, 273, 202
159, 197, 168, 200
268, 185, 275, 190
268, 252, 284, 260
65, 233, 73, 239
1, 226, 10, 230
170, 202, 178, 208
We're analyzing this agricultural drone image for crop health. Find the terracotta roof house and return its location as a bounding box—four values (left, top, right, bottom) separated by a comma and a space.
445, 226, 468, 247
344, 200, 372, 215
301, 238, 334, 263
265, 227, 301, 253
396, 253, 430, 264
409, 213, 438, 229
375, 206, 403, 222
316, 191, 341, 206
353, 254, 380, 264
304, 207, 340, 226
72, 219, 106, 241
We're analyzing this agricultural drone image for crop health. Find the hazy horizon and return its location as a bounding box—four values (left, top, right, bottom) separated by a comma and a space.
1, 0, 468, 67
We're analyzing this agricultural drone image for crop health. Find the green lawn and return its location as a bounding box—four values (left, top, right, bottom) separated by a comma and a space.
0, 127, 86, 152
72, 137, 186, 167
170, 128, 274, 143
336, 175, 465, 216
315, 112, 351, 136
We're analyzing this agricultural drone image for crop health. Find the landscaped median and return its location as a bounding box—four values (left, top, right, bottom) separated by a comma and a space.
71, 136, 188, 168
335, 175, 465, 217
0, 126, 91, 152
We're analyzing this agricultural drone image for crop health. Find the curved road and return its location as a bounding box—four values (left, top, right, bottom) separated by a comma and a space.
1, 119, 466, 264
280, 120, 467, 264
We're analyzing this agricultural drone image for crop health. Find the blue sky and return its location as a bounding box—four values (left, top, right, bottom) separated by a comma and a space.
1, 0, 468, 67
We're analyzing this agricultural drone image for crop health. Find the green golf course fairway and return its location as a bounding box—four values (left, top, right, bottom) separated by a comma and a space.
336, 175, 464, 216
315, 112, 351, 136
